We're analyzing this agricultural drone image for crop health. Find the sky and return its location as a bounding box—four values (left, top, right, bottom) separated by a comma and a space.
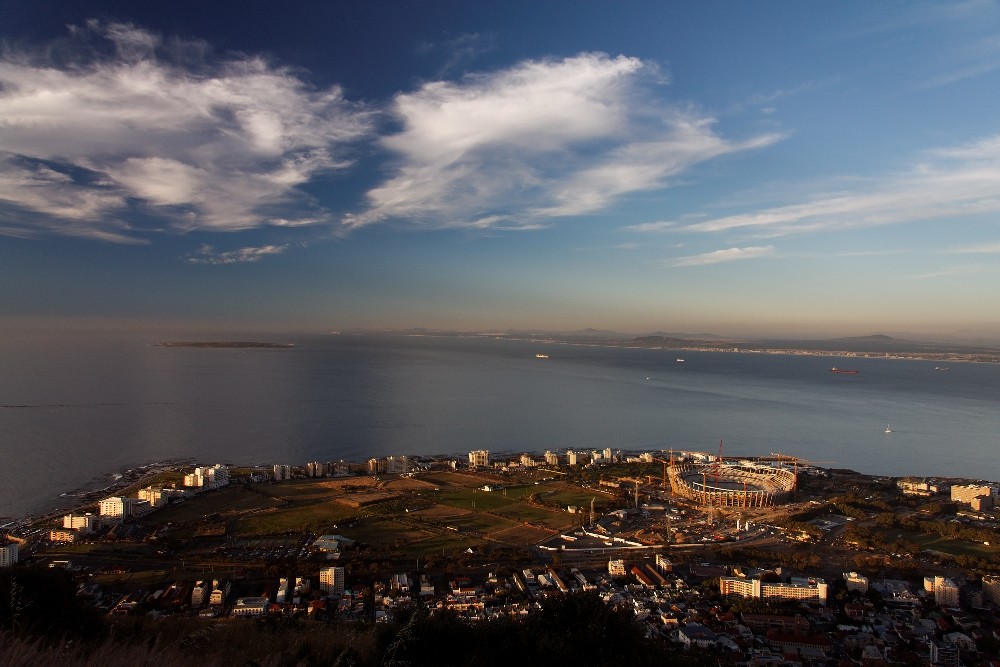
2, 1, 1000, 339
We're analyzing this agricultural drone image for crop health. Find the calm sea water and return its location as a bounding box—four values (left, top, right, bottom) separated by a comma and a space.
2, 331, 998, 518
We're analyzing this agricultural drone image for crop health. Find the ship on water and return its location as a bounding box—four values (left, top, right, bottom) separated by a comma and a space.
830, 367, 859, 374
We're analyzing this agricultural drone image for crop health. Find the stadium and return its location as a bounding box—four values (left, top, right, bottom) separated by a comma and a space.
667, 459, 797, 509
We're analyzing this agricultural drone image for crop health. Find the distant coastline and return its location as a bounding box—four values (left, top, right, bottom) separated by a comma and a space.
158, 341, 295, 348
347, 329, 1000, 364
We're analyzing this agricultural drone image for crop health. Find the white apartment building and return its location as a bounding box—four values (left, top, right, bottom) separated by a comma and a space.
520, 453, 536, 467
320, 566, 346, 595
983, 575, 1000, 605
274, 464, 292, 481
720, 576, 828, 605
608, 559, 627, 576
63, 513, 98, 534
468, 450, 490, 468
603, 447, 613, 462
138, 486, 168, 508
0, 542, 18, 567
934, 576, 960, 607
544, 450, 559, 466
951, 484, 997, 505
184, 464, 230, 489
99, 496, 136, 520
306, 461, 325, 477
567, 450, 579, 466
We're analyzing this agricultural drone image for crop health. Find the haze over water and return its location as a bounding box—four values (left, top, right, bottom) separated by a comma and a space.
2, 332, 998, 519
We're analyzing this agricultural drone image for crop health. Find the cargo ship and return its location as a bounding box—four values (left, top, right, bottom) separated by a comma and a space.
830, 367, 859, 374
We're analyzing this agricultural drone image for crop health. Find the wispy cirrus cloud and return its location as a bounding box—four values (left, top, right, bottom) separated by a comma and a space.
344, 53, 781, 231
669, 245, 775, 267
184, 244, 289, 265
0, 21, 373, 242
632, 132, 1000, 239
949, 242, 1000, 254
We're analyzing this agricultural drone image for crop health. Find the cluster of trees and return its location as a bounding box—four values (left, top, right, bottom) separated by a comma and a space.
719, 546, 822, 571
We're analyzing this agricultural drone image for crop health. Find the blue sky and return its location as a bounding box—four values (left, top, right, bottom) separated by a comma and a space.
2, 1, 1000, 339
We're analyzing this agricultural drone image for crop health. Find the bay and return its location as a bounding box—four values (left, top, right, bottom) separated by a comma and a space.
2, 331, 998, 519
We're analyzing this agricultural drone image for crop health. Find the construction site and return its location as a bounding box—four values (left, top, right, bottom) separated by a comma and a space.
664, 446, 800, 509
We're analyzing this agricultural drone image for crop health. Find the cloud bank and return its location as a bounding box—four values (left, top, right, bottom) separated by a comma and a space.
0, 21, 372, 242
345, 53, 781, 230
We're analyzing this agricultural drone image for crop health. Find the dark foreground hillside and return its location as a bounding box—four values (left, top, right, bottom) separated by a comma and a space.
1, 574, 713, 667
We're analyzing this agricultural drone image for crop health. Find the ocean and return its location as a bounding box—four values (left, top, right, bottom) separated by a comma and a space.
2, 331, 998, 519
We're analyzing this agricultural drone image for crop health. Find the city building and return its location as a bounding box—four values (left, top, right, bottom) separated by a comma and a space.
544, 450, 559, 465
232, 596, 268, 617
48, 529, 78, 542
844, 571, 870, 594
983, 575, 1000, 605
320, 566, 346, 595
656, 554, 674, 574
608, 559, 627, 576
468, 450, 490, 468
63, 513, 98, 534
191, 581, 209, 607
519, 453, 536, 467
306, 461, 326, 477
99, 496, 136, 520
603, 447, 613, 462
720, 575, 828, 605
897, 478, 945, 496
567, 450, 579, 466
929, 640, 960, 667
137, 486, 168, 507
273, 464, 291, 481
0, 542, 18, 567
951, 484, 996, 505
934, 576, 960, 607
385, 456, 411, 474
183, 464, 230, 489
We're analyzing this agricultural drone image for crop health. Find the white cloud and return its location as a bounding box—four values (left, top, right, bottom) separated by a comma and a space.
670, 245, 775, 267
345, 53, 780, 230
638, 132, 1000, 238
184, 244, 288, 265
950, 242, 1000, 254
0, 22, 373, 242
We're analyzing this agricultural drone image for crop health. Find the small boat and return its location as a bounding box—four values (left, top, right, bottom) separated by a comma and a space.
884, 425, 892, 433
535, 353, 549, 359
934, 366, 951, 371
676, 358, 685, 363
830, 367, 860, 374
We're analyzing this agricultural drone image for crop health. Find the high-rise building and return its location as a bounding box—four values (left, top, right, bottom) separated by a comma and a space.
544, 450, 559, 466
306, 461, 326, 477
468, 450, 490, 468
320, 566, 346, 595
934, 576, 960, 607
99, 496, 135, 520
983, 575, 1000, 605
567, 450, 579, 466
273, 464, 292, 481
0, 542, 18, 567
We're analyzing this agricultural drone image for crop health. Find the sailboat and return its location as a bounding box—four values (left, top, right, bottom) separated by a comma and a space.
884, 424, 892, 434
